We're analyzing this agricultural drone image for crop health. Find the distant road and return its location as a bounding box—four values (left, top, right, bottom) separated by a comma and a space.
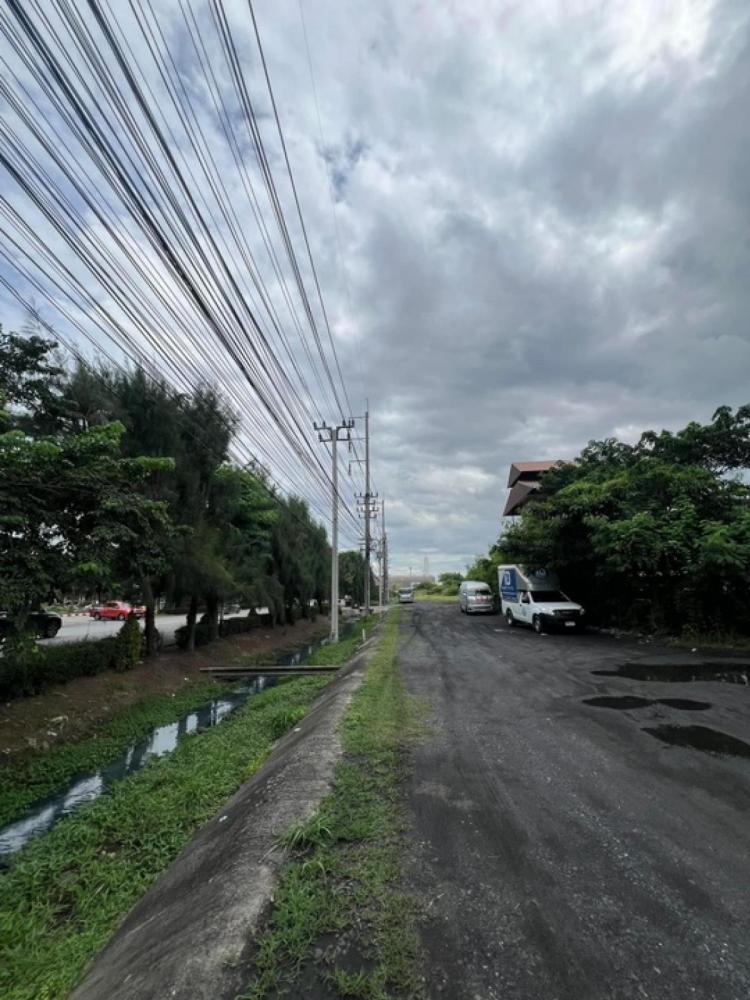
39, 610, 253, 648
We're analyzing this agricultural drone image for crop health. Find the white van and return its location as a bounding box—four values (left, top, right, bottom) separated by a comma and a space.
458, 580, 496, 615
498, 566, 585, 634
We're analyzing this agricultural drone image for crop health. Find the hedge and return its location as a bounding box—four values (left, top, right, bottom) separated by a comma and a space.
174, 612, 273, 650
0, 617, 142, 700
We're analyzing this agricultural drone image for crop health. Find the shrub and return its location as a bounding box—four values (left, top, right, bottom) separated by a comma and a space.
0, 637, 119, 699
174, 612, 272, 650
113, 613, 142, 672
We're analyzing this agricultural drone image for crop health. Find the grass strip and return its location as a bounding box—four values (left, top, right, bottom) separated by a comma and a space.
238, 615, 380, 669
0, 674, 332, 1000
241, 607, 426, 1000
0, 622, 341, 829
0, 678, 227, 829
669, 630, 750, 652
304, 615, 379, 666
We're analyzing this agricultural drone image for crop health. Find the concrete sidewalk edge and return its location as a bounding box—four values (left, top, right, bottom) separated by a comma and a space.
70, 632, 382, 1000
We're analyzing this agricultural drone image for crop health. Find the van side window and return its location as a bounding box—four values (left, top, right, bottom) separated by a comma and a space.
520, 592, 530, 604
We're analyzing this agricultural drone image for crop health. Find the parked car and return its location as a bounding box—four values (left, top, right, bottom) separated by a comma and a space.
0, 609, 62, 640
458, 581, 496, 615
397, 588, 414, 604
499, 565, 585, 633
89, 601, 146, 621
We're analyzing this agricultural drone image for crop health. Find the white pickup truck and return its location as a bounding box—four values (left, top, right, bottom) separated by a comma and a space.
498, 565, 585, 634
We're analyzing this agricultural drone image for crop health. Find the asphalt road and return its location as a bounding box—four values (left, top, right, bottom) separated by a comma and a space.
400, 602, 750, 1000
38, 610, 253, 647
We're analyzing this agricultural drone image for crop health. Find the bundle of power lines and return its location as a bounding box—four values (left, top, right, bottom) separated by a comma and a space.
0, 0, 371, 545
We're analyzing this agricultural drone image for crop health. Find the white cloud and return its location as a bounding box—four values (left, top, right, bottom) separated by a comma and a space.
1, 0, 749, 573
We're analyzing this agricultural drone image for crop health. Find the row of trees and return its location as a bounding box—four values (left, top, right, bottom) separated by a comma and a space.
467, 406, 750, 634
0, 323, 343, 654
412, 573, 463, 597
338, 550, 376, 606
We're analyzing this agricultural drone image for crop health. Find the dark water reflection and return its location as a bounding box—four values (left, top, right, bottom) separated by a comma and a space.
0, 624, 351, 860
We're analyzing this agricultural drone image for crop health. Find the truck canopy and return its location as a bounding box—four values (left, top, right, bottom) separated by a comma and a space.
498, 566, 561, 601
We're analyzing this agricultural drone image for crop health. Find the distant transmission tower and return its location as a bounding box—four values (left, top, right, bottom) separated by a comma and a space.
423, 555, 430, 578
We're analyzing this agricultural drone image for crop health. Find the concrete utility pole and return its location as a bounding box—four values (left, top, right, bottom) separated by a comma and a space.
315, 419, 354, 642
364, 407, 371, 614
381, 498, 388, 608
377, 539, 384, 610
352, 403, 377, 616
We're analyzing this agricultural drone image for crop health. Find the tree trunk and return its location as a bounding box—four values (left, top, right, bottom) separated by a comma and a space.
142, 576, 159, 657
205, 592, 220, 641
185, 593, 198, 652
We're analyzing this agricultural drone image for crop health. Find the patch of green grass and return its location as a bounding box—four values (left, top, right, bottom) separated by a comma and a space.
0, 674, 332, 1000
0, 623, 359, 830
304, 616, 379, 667
240, 608, 426, 1000
0, 678, 228, 829
412, 592, 456, 602
670, 630, 750, 652
237, 616, 380, 670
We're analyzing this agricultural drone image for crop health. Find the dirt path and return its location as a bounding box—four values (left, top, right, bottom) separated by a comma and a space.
0, 618, 329, 757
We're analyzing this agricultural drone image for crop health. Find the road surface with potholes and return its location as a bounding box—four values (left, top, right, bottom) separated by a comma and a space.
400, 601, 750, 1000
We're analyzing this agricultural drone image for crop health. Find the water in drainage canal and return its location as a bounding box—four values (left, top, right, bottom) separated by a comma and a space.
0, 626, 352, 861
0, 677, 273, 860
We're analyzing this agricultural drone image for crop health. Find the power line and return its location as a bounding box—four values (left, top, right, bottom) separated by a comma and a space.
0, 0, 367, 540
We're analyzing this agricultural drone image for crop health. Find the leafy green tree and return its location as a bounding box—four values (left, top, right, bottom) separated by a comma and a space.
338, 550, 375, 606
0, 326, 64, 428
500, 406, 750, 632
268, 496, 330, 624
0, 337, 172, 652
465, 547, 507, 591
0, 411, 172, 634
437, 572, 463, 595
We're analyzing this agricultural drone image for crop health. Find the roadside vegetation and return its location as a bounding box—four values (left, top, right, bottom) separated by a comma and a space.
468, 406, 750, 637
0, 673, 333, 1000
0, 677, 227, 829
409, 572, 462, 601
304, 615, 378, 666
0, 323, 330, 646
241, 608, 426, 1000
0, 321, 367, 693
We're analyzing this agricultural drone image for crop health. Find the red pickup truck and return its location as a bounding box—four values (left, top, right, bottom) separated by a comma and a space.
89, 601, 146, 621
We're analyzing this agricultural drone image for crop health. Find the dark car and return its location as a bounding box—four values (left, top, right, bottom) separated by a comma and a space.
0, 609, 63, 640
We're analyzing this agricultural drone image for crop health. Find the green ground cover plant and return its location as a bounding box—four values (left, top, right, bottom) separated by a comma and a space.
241, 608, 427, 1000
0, 674, 331, 1000
0, 677, 227, 829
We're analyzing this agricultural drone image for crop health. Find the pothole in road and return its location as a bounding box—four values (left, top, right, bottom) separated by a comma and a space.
584, 696, 651, 710
592, 658, 750, 685
583, 696, 711, 711
659, 698, 712, 711
643, 725, 750, 759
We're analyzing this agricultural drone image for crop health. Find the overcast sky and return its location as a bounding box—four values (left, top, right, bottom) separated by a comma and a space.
2, 0, 749, 576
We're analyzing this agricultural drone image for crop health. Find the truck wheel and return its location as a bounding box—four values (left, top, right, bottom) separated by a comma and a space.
505, 609, 516, 627
93, 612, 101, 620
533, 615, 543, 634
117, 613, 126, 621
